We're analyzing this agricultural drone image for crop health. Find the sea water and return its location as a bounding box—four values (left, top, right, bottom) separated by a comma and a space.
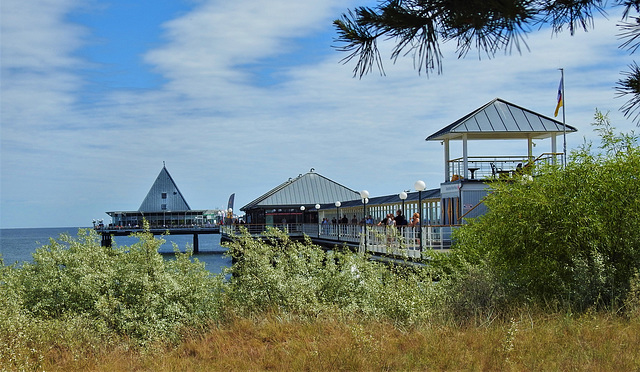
0, 227, 231, 274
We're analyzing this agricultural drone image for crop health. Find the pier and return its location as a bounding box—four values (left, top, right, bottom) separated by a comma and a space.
98, 98, 578, 262
97, 226, 220, 253
221, 223, 456, 259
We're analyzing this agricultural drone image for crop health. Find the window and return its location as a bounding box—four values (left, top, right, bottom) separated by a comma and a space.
161, 204, 167, 210
161, 192, 167, 199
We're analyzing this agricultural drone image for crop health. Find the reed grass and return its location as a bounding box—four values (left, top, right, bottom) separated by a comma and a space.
11, 311, 638, 371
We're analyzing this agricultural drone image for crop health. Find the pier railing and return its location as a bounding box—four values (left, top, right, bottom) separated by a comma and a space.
221, 223, 458, 259
95, 225, 220, 235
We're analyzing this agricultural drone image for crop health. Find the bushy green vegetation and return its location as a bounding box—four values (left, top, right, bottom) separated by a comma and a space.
225, 228, 440, 324
0, 227, 224, 370
448, 111, 640, 311
1, 112, 638, 370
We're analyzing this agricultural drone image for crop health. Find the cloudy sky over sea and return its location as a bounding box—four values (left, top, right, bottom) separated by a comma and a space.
1, 0, 637, 228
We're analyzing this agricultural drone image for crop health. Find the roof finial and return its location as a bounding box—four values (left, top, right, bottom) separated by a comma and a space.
163, 161, 166, 168
310, 167, 315, 172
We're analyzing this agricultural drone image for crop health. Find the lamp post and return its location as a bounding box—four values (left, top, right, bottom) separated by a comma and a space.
335, 201, 341, 240
414, 180, 426, 253
360, 190, 369, 250
315, 204, 321, 235
300, 205, 305, 224
399, 191, 408, 216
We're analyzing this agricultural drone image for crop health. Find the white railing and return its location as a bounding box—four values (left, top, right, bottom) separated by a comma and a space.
363, 225, 456, 258
448, 153, 562, 180
221, 223, 458, 259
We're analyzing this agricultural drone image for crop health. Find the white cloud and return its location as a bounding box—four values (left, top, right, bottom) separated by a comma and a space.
1, 0, 637, 227
144, 0, 348, 99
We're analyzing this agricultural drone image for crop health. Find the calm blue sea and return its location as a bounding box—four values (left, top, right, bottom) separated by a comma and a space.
0, 227, 231, 274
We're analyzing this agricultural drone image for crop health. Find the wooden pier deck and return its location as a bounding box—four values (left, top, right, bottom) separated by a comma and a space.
97, 226, 220, 253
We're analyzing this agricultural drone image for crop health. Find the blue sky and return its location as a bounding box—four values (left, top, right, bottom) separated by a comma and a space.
1, 0, 637, 228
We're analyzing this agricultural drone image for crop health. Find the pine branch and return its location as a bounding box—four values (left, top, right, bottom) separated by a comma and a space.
615, 63, 640, 123
333, 9, 387, 78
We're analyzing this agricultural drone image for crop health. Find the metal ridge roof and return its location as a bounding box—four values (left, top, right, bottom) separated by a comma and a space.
241, 171, 361, 211
426, 98, 578, 141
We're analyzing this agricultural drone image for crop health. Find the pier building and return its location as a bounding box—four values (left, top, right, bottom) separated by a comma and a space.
100, 165, 222, 251
105, 165, 221, 228
224, 170, 446, 256
241, 170, 361, 226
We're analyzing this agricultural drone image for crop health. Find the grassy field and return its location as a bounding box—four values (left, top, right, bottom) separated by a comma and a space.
17, 312, 639, 371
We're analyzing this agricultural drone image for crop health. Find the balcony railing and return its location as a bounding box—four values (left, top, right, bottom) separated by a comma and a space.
448, 153, 562, 181
221, 223, 459, 259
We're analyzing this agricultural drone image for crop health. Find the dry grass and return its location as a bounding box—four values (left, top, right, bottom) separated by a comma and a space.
34, 312, 640, 371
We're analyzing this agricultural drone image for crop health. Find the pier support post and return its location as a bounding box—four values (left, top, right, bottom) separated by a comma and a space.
101, 234, 112, 247
193, 233, 199, 254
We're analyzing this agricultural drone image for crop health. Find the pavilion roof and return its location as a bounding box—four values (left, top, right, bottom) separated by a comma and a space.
426, 98, 577, 141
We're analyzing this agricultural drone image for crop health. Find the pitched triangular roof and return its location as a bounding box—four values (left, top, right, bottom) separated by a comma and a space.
138, 166, 191, 212
241, 171, 361, 211
426, 98, 578, 141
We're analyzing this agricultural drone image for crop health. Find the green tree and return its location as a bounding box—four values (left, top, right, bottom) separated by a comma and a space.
446, 111, 640, 310
334, 0, 640, 123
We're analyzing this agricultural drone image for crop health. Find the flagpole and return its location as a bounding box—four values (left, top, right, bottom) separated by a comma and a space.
560, 68, 566, 167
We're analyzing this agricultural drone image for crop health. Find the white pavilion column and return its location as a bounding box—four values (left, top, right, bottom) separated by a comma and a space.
551, 134, 558, 165
462, 134, 468, 180
444, 139, 450, 182
527, 136, 533, 162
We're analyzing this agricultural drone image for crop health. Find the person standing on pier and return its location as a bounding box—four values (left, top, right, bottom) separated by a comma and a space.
410, 213, 420, 227
394, 210, 407, 226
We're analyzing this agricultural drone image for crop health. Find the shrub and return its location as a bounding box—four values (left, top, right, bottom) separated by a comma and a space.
1, 227, 224, 344
224, 227, 438, 324
449, 111, 640, 310
624, 270, 640, 318
433, 257, 508, 325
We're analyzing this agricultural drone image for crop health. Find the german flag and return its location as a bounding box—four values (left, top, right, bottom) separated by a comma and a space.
554, 77, 563, 117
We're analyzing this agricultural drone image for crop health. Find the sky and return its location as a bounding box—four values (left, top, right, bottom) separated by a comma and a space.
1, 0, 638, 228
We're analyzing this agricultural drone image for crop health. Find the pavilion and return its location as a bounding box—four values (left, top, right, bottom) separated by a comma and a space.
426, 98, 577, 224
